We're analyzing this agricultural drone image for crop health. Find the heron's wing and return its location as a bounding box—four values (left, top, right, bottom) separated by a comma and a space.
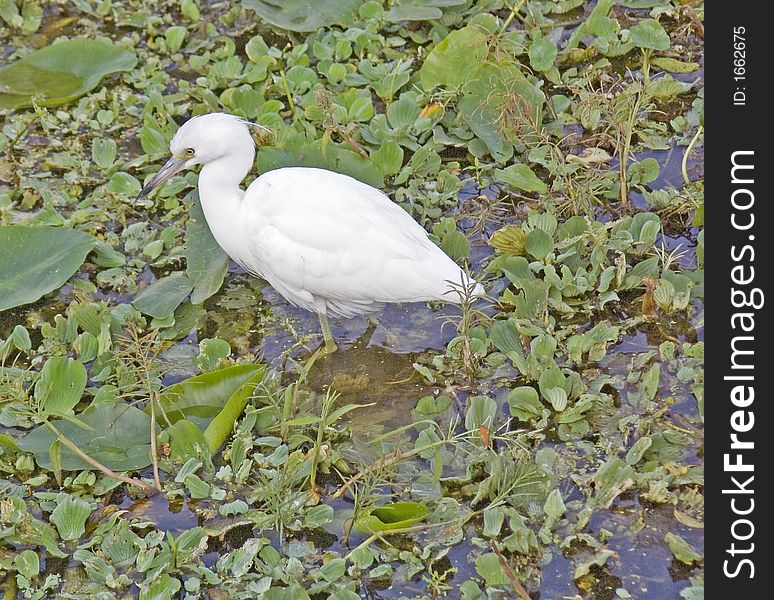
240, 167, 468, 308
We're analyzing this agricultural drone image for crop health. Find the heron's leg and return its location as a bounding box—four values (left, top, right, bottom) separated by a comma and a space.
318, 313, 338, 354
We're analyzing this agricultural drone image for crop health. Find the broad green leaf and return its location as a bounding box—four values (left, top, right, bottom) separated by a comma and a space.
495, 164, 547, 194
651, 57, 700, 73
665, 532, 702, 564
203, 366, 266, 452
0, 39, 137, 110
465, 395, 497, 431
508, 386, 543, 421
34, 356, 87, 414
138, 126, 168, 155
483, 507, 505, 537
19, 403, 155, 471
490, 319, 523, 354
106, 172, 142, 196
168, 419, 210, 461
50, 495, 92, 541
543, 386, 568, 412
529, 36, 558, 72
132, 273, 193, 319
165, 25, 188, 52
91, 137, 117, 169
186, 194, 229, 304
630, 19, 670, 51
175, 527, 208, 560
420, 26, 488, 91
14, 550, 39, 579
370, 140, 404, 176
544, 488, 566, 521
386, 97, 420, 129
320, 558, 346, 582
489, 225, 528, 256
475, 552, 508, 586
193, 338, 232, 372
0, 226, 95, 311
415, 395, 452, 415
625, 436, 652, 465
355, 502, 429, 533
525, 228, 553, 260
244, 0, 361, 32
154, 364, 266, 428
592, 457, 635, 508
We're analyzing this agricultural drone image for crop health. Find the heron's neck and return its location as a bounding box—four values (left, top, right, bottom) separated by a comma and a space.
197, 156, 250, 259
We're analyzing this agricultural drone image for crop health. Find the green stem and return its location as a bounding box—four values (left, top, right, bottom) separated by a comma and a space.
500, 0, 527, 34
682, 125, 703, 186
279, 69, 295, 117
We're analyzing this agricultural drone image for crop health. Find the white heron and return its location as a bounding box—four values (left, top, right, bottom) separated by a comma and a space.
138, 113, 484, 352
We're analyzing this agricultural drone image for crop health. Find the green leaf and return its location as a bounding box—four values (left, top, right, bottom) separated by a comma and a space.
370, 140, 404, 176
168, 419, 210, 462
386, 97, 420, 129
155, 364, 266, 428
203, 366, 266, 453
483, 507, 505, 537
489, 225, 528, 256
475, 552, 508, 586
544, 488, 566, 520
625, 436, 652, 465
525, 228, 553, 260
651, 57, 700, 73
665, 532, 702, 564
415, 395, 452, 415
495, 164, 547, 194
19, 403, 155, 471
420, 26, 488, 91
630, 19, 670, 51
186, 194, 229, 305
244, 0, 361, 32
320, 558, 346, 582
0, 39, 137, 110
91, 137, 117, 169
50, 495, 92, 541
355, 502, 429, 533
490, 319, 522, 354
138, 126, 168, 155
14, 550, 39, 579
465, 395, 497, 431
629, 157, 659, 185
0, 226, 95, 311
165, 25, 188, 52
106, 172, 142, 196
543, 386, 568, 412
132, 273, 193, 319
34, 356, 87, 414
528, 36, 558, 73
508, 386, 543, 421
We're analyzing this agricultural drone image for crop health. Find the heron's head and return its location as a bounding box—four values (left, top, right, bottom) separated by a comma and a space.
137, 112, 269, 200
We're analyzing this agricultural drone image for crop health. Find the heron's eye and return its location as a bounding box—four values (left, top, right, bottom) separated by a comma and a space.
184, 148, 195, 157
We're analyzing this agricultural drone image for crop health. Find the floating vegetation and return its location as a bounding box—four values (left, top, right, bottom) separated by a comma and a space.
0, 1, 703, 598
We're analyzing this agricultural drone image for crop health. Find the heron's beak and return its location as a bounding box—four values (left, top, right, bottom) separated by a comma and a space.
137, 155, 188, 200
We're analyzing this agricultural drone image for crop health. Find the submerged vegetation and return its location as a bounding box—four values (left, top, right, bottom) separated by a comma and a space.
1, 0, 703, 598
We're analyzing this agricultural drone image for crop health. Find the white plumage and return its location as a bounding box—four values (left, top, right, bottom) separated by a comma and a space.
138, 113, 484, 351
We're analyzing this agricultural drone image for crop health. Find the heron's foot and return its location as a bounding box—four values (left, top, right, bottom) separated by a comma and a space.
322, 338, 338, 355
317, 313, 338, 356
